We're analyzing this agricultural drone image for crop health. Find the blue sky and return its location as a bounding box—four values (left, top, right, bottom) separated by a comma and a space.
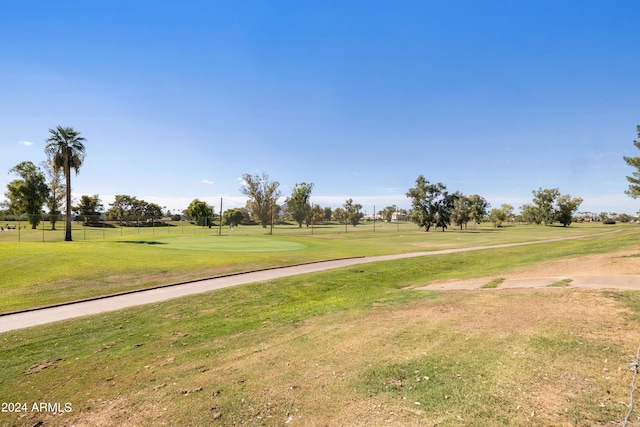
1, 1, 639, 215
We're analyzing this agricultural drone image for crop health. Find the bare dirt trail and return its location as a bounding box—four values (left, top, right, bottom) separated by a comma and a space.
1, 229, 636, 333
423, 248, 640, 290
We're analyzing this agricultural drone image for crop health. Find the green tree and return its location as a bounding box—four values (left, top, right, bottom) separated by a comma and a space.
186, 199, 214, 227
130, 198, 146, 226
434, 191, 457, 232
332, 207, 347, 223
142, 202, 163, 220
323, 206, 332, 222
618, 213, 633, 223
520, 203, 541, 224
490, 204, 513, 228
468, 194, 489, 225
5, 161, 50, 229
75, 194, 103, 224
41, 159, 65, 230
222, 208, 244, 228
406, 175, 446, 232
240, 172, 281, 228
490, 207, 506, 228
309, 204, 326, 225
624, 125, 640, 198
531, 188, 560, 226
379, 205, 397, 222
107, 195, 137, 224
554, 194, 583, 227
45, 126, 86, 241
343, 198, 363, 227
451, 193, 471, 230
285, 182, 314, 228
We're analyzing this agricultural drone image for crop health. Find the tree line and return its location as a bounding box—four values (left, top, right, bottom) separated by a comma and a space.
0, 160, 612, 235
5, 124, 640, 239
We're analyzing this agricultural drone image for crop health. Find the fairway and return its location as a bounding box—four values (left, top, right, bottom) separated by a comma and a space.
1, 223, 637, 314
118, 235, 307, 252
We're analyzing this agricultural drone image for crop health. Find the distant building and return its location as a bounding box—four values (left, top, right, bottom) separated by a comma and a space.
391, 212, 407, 222
362, 214, 382, 221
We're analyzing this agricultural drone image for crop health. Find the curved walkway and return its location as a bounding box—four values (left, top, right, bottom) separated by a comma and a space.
0, 230, 624, 333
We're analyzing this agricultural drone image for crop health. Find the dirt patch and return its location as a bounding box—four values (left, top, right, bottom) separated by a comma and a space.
23, 359, 62, 375
419, 250, 640, 290
507, 249, 640, 277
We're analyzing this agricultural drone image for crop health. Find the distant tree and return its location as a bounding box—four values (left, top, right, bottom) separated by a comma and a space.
332, 207, 347, 223
107, 195, 137, 224
272, 203, 282, 224
222, 208, 244, 228
323, 206, 332, 222
490, 204, 513, 228
531, 188, 560, 225
380, 205, 397, 222
451, 193, 471, 230
240, 172, 281, 228
186, 199, 214, 227
285, 182, 314, 228
554, 194, 583, 227
44, 125, 86, 241
5, 161, 50, 229
406, 175, 446, 232
141, 202, 163, 220
237, 207, 253, 224
623, 125, 640, 199
520, 203, 541, 224
75, 194, 103, 223
490, 208, 506, 228
129, 199, 145, 225
310, 204, 326, 225
618, 213, 633, 223
501, 204, 514, 222
41, 159, 65, 230
434, 191, 457, 232
468, 194, 489, 225
343, 198, 363, 227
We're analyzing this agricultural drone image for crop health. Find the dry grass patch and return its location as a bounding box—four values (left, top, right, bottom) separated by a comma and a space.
53, 289, 640, 427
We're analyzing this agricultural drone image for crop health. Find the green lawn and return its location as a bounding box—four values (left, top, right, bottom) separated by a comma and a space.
0, 222, 634, 313
0, 224, 639, 426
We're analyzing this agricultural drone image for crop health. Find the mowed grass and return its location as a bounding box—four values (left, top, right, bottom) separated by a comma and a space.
0, 225, 640, 425
0, 222, 630, 313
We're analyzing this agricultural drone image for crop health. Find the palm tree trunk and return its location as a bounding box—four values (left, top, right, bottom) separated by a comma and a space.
65, 163, 72, 241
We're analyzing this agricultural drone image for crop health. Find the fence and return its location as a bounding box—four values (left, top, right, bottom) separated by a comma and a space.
0, 213, 417, 243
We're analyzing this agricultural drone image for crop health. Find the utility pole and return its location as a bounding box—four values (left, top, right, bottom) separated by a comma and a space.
270, 205, 274, 235
373, 204, 376, 232
219, 198, 223, 236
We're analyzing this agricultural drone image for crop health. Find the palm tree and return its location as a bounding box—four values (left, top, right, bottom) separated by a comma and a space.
44, 126, 86, 241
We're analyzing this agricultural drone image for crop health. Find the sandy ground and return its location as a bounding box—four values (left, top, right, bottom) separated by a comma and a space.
419, 249, 640, 291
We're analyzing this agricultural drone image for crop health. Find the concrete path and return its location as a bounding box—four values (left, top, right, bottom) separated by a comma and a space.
0, 254, 422, 333
0, 230, 624, 333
